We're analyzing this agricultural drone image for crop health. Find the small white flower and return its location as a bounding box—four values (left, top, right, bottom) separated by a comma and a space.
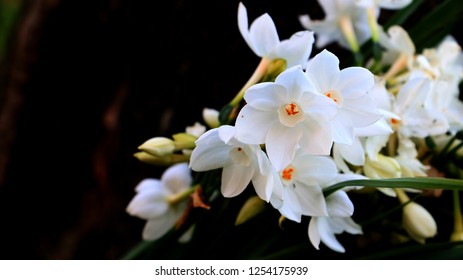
304, 49, 382, 145
272, 149, 337, 222
238, 2, 314, 68
308, 190, 362, 253
235, 65, 337, 171
126, 163, 192, 241
299, 0, 375, 50
189, 125, 274, 202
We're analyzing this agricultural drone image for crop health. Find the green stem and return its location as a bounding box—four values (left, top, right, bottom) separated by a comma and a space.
453, 190, 463, 234
230, 57, 270, 107
167, 184, 199, 206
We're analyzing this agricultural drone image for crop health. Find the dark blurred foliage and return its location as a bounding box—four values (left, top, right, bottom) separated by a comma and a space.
0, 0, 461, 260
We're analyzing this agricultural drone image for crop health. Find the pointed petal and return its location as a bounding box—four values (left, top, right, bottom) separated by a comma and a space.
190, 129, 230, 171
343, 94, 382, 127
299, 120, 334, 155
274, 31, 314, 68
332, 113, 355, 145
337, 67, 374, 99
266, 125, 301, 171
326, 190, 354, 217
337, 137, 365, 166
308, 217, 321, 250
142, 213, 177, 241
221, 163, 254, 197
235, 106, 276, 144
294, 183, 328, 217
244, 82, 286, 110
317, 217, 346, 253
161, 163, 192, 193
305, 49, 340, 91
274, 65, 316, 101
249, 13, 279, 57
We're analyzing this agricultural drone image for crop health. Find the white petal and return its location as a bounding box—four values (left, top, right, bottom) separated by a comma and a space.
275, 65, 316, 101
305, 49, 340, 91
127, 186, 169, 219
237, 2, 254, 54
326, 190, 354, 217
378, 0, 412, 10
142, 212, 177, 241
294, 183, 329, 217
337, 137, 365, 166
266, 125, 301, 171
235, 105, 276, 144
336, 217, 363, 235
343, 94, 382, 127
161, 163, 192, 194
274, 31, 314, 68
332, 113, 355, 145
278, 188, 303, 222
221, 163, 254, 197
244, 82, 286, 110
299, 120, 334, 155
249, 13, 279, 57
295, 153, 338, 185
217, 125, 236, 144
337, 67, 374, 99
317, 217, 346, 253
190, 129, 230, 171
308, 217, 321, 250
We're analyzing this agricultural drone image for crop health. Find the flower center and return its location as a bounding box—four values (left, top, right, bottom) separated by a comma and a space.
281, 166, 295, 182
278, 102, 304, 127
324, 90, 343, 106
229, 146, 251, 166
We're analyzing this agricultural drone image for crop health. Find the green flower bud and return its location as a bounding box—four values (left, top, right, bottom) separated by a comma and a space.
138, 137, 175, 157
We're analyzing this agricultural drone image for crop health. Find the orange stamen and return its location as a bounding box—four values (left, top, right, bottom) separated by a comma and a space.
282, 167, 294, 180
285, 103, 300, 116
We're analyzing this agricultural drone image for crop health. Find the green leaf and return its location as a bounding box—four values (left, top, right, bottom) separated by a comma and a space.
383, 0, 425, 29
323, 177, 463, 197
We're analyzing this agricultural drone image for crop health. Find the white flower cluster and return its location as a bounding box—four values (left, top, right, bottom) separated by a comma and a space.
127, 1, 463, 253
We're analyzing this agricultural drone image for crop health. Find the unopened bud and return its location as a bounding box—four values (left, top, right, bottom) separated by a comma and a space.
364, 154, 401, 179
202, 108, 220, 128
402, 201, 437, 244
134, 151, 189, 166
262, 58, 287, 82
396, 189, 437, 244
138, 137, 175, 157
173, 133, 197, 150
235, 196, 266, 226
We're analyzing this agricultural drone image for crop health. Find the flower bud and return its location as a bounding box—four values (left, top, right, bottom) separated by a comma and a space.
202, 108, 220, 128
134, 151, 189, 166
138, 137, 175, 157
396, 188, 437, 244
402, 201, 437, 244
172, 133, 197, 150
364, 154, 401, 179
235, 196, 266, 226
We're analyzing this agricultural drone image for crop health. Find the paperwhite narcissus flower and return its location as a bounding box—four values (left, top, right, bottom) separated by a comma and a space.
235, 65, 337, 171
304, 49, 382, 145
308, 190, 362, 253
126, 163, 192, 241
271, 149, 337, 222
238, 2, 315, 68
299, 0, 376, 50
189, 125, 274, 202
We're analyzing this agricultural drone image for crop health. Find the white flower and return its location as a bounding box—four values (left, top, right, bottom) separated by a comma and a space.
185, 122, 206, 138
272, 149, 338, 222
235, 65, 337, 171
395, 137, 429, 177
304, 49, 381, 145
378, 25, 415, 65
308, 190, 362, 253
189, 125, 274, 202
126, 163, 192, 241
238, 2, 315, 68
299, 0, 375, 50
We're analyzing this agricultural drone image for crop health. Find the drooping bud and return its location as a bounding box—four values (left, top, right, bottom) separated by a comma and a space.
396, 189, 437, 244
172, 133, 197, 150
235, 196, 267, 226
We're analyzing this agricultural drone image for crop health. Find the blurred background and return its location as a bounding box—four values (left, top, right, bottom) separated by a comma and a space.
0, 0, 461, 259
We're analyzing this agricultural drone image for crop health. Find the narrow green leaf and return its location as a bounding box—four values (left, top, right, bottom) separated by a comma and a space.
383, 0, 425, 29
323, 177, 463, 197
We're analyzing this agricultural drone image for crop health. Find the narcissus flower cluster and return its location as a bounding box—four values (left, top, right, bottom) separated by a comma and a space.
126, 1, 463, 254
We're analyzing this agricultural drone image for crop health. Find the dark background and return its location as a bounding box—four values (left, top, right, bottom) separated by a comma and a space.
0, 0, 461, 259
